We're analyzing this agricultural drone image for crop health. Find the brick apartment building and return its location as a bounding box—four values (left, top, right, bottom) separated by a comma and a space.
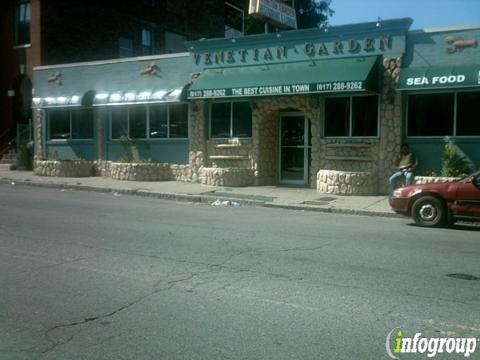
0, 0, 228, 156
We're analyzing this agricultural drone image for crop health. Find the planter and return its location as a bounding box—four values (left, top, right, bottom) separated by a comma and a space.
110, 162, 171, 181
199, 167, 254, 187
34, 160, 93, 177
317, 169, 377, 195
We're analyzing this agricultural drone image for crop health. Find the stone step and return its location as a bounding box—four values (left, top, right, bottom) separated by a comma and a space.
0, 164, 13, 171
325, 156, 372, 162
215, 144, 244, 148
209, 155, 249, 160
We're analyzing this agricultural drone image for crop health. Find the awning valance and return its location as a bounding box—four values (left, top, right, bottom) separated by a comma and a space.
398, 65, 480, 91
187, 56, 380, 99
93, 88, 184, 106
32, 53, 194, 108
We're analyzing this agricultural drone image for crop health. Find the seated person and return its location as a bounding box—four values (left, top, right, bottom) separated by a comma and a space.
389, 144, 417, 191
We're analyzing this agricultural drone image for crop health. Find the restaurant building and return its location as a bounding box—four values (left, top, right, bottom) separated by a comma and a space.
31, 18, 480, 195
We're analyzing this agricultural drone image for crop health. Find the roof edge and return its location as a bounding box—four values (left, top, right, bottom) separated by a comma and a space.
34, 52, 191, 71
410, 23, 480, 34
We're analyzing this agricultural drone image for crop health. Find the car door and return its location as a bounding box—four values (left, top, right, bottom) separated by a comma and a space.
453, 174, 480, 218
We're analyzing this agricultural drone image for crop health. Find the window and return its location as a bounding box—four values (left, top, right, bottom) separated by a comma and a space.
407, 91, 480, 137
110, 104, 188, 139
119, 37, 133, 58
210, 102, 252, 138
71, 108, 94, 139
49, 110, 70, 140
456, 92, 480, 136
49, 108, 94, 140
129, 106, 147, 139
141, 28, 153, 55
164, 32, 186, 53
225, 1, 244, 38
15, 1, 31, 45
169, 104, 188, 138
407, 93, 454, 137
149, 105, 168, 138
324, 96, 378, 137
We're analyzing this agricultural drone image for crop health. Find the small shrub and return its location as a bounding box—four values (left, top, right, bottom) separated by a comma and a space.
441, 139, 474, 177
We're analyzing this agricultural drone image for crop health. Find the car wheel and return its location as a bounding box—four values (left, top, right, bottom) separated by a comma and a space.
412, 196, 445, 227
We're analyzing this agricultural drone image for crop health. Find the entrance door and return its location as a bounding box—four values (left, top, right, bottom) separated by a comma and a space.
279, 113, 311, 185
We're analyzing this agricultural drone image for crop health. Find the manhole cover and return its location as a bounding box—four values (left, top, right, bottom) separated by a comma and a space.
446, 273, 479, 281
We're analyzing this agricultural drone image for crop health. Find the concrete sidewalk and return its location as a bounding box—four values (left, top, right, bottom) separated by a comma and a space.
0, 170, 399, 218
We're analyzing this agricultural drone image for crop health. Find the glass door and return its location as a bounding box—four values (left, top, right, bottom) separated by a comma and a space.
279, 113, 310, 185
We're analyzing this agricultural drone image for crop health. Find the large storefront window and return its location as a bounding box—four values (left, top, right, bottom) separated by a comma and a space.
110, 104, 188, 139
210, 101, 252, 138
456, 92, 480, 136
407, 91, 480, 137
324, 95, 378, 137
49, 108, 94, 140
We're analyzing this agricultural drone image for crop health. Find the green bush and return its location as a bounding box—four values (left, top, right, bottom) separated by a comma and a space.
441, 139, 474, 177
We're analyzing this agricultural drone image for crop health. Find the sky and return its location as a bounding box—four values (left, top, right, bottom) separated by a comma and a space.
327, 0, 480, 30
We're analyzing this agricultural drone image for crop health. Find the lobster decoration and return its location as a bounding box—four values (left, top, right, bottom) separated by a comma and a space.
140, 62, 157, 75
47, 71, 61, 85
445, 36, 477, 53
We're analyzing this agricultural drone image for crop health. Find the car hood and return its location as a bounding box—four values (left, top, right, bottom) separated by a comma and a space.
399, 181, 458, 195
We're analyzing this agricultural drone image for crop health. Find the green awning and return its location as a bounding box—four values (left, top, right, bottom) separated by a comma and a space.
188, 56, 379, 99
398, 65, 480, 91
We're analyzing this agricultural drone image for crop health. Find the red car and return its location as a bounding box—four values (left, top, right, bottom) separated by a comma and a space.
389, 171, 480, 227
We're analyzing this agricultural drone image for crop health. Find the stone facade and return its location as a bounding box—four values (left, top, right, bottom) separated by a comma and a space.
110, 162, 171, 181
317, 169, 376, 196
251, 96, 321, 186
170, 164, 190, 182
34, 160, 93, 177
188, 101, 207, 183
33, 109, 46, 161
378, 57, 403, 194
199, 167, 254, 187
93, 160, 112, 177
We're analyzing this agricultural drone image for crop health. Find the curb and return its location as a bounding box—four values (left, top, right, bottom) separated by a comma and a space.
0, 177, 402, 219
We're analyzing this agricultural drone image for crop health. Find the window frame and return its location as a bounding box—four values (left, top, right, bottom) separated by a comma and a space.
209, 101, 253, 139
109, 103, 189, 141
406, 89, 480, 139
141, 28, 154, 56
48, 107, 94, 141
118, 36, 133, 58
323, 94, 380, 138
15, 0, 31, 46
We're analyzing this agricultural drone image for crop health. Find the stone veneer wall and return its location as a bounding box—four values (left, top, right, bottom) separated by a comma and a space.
317, 169, 376, 195
34, 160, 93, 177
378, 57, 403, 194
189, 101, 207, 183
33, 108, 46, 161
199, 168, 254, 186
110, 163, 171, 181
252, 96, 321, 186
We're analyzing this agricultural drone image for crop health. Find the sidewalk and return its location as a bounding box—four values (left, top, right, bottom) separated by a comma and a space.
0, 170, 399, 218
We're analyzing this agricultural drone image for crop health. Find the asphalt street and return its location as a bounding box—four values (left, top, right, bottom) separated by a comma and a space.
0, 184, 479, 360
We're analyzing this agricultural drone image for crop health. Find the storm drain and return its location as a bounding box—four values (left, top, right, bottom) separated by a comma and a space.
446, 273, 479, 281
